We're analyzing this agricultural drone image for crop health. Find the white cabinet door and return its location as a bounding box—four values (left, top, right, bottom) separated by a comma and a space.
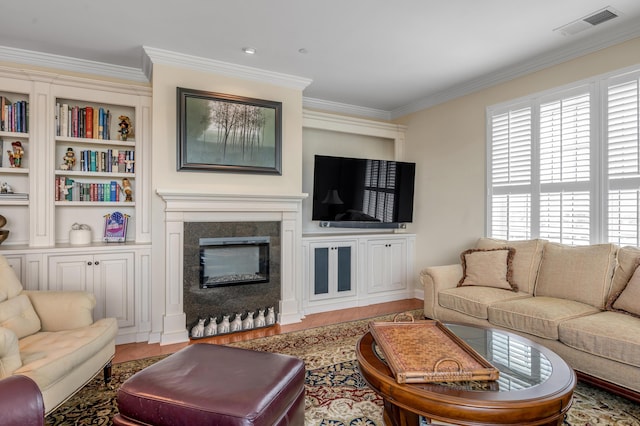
309, 240, 356, 301
367, 238, 407, 293
48, 254, 94, 293
95, 253, 135, 328
47, 252, 134, 327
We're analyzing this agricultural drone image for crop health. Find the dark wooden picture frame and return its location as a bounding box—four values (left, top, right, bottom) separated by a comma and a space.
177, 87, 282, 174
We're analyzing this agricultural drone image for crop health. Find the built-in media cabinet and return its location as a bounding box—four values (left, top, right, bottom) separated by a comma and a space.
302, 233, 416, 314
0, 66, 152, 344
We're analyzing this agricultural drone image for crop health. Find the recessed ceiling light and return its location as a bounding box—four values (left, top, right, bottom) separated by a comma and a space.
298, 48, 308, 54
242, 47, 256, 55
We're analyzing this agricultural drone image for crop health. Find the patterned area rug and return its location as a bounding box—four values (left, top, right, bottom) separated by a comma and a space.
46, 310, 640, 425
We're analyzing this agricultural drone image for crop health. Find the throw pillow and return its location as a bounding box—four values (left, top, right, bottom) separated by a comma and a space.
606, 263, 640, 318
458, 247, 518, 291
610, 246, 640, 297
475, 238, 545, 294
0, 294, 41, 339
534, 242, 617, 309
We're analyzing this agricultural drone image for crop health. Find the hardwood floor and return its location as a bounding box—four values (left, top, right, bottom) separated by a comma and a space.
114, 299, 423, 364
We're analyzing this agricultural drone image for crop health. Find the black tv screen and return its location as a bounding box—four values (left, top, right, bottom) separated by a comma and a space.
312, 155, 415, 225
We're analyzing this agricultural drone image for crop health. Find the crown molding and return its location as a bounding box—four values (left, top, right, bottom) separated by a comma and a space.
303, 109, 405, 139
303, 97, 391, 121
390, 21, 640, 119
0, 45, 148, 83
142, 46, 312, 91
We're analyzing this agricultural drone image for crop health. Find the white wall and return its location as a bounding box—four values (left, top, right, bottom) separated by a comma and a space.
149, 62, 305, 339
400, 36, 640, 273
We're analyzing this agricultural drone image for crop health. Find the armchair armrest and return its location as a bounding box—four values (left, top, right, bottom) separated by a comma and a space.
0, 327, 22, 377
0, 375, 45, 426
420, 264, 462, 319
24, 291, 96, 331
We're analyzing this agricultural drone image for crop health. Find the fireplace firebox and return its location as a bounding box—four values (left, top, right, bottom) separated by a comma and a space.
199, 237, 270, 288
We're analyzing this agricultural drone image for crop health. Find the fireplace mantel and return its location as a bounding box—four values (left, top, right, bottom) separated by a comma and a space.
157, 190, 308, 345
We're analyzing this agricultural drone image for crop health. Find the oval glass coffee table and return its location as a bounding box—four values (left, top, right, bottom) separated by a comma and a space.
356, 322, 576, 426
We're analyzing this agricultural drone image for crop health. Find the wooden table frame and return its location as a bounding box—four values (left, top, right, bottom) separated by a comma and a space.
356, 324, 576, 426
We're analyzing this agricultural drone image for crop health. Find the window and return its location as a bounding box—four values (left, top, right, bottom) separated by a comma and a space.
487, 66, 640, 244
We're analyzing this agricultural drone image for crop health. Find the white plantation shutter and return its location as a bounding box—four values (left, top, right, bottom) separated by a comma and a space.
488, 67, 640, 245
491, 108, 532, 186
538, 93, 591, 245
491, 194, 531, 240
489, 107, 533, 239
607, 77, 640, 245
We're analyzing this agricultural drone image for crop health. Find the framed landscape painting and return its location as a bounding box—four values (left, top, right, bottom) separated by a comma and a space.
177, 87, 282, 174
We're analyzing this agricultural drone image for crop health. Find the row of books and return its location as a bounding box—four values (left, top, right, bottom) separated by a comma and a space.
55, 104, 113, 140
1, 97, 28, 133
76, 149, 135, 173
55, 177, 126, 202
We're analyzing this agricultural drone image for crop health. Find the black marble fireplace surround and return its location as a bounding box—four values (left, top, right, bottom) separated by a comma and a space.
183, 221, 281, 329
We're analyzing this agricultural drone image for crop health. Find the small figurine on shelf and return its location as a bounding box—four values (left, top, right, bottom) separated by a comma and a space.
121, 177, 133, 202
59, 179, 71, 198
60, 147, 76, 171
0, 182, 14, 194
118, 115, 133, 141
7, 141, 23, 168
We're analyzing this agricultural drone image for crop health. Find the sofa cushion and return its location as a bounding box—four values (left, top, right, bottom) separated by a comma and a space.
488, 296, 600, 340
458, 248, 517, 291
559, 311, 640, 368
0, 295, 41, 339
0, 257, 23, 303
439, 286, 531, 320
476, 238, 545, 294
534, 242, 616, 309
16, 318, 117, 390
606, 263, 640, 318
610, 246, 640, 298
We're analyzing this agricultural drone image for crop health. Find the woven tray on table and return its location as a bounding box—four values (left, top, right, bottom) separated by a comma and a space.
369, 314, 499, 384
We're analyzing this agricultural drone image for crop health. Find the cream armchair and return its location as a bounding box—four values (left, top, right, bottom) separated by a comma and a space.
0, 255, 117, 414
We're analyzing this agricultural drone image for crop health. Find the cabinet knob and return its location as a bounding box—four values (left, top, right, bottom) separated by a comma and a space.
87, 261, 92, 266
94, 261, 99, 265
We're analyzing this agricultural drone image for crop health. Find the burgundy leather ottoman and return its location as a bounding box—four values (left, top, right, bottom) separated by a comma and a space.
112, 344, 305, 426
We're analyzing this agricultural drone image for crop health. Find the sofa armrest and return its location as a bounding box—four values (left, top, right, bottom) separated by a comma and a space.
24, 291, 96, 331
0, 327, 22, 378
420, 264, 462, 319
0, 375, 45, 426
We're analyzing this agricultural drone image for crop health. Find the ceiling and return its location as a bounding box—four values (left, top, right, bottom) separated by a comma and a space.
1, 0, 640, 119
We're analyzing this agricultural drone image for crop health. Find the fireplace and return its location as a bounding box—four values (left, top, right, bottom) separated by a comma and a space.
183, 221, 281, 330
157, 191, 306, 346
199, 236, 270, 288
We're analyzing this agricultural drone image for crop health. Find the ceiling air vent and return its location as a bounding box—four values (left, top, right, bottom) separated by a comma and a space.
583, 8, 619, 25
555, 7, 620, 36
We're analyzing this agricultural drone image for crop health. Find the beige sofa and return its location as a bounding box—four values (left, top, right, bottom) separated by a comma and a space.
0, 255, 117, 414
421, 238, 640, 402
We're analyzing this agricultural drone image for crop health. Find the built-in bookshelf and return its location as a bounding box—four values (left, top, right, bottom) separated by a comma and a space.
50, 90, 147, 244
0, 89, 31, 244
54, 99, 136, 207
0, 67, 151, 247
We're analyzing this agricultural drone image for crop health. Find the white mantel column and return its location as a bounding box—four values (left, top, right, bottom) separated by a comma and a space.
160, 211, 188, 345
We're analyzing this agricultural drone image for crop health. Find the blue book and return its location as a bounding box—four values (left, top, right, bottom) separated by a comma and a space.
110, 181, 117, 201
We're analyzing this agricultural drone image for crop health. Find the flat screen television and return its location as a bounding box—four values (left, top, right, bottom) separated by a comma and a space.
312, 155, 416, 227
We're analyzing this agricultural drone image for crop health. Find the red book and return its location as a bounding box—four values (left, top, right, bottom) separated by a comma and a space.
85, 107, 93, 138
